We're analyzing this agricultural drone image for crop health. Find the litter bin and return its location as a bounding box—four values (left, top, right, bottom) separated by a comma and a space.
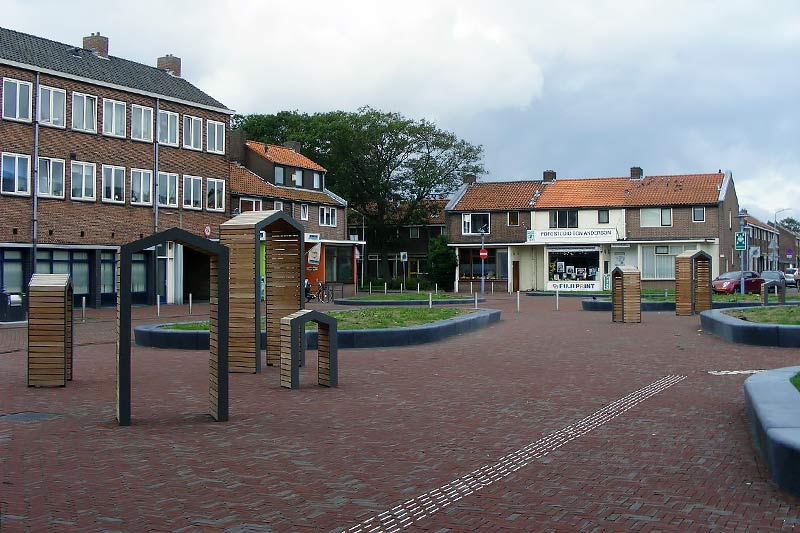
0, 292, 25, 322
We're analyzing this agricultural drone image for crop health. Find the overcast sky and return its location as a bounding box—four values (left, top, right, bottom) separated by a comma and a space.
5, 0, 799, 224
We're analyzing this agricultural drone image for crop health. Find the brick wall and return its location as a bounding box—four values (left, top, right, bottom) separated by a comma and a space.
446, 211, 530, 244
0, 64, 230, 246
625, 206, 719, 240
232, 195, 347, 241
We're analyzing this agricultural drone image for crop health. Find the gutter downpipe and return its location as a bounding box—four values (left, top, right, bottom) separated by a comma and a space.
32, 71, 40, 279
154, 98, 160, 233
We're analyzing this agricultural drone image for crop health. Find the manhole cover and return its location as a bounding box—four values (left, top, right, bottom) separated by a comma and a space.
0, 411, 62, 423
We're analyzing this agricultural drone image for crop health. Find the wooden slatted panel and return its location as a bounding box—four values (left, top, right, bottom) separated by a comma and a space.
221, 227, 257, 373
623, 270, 641, 323
27, 274, 70, 387
694, 257, 712, 313
675, 255, 692, 316
266, 228, 301, 367
280, 319, 294, 388
66, 286, 73, 381
318, 323, 331, 387
611, 272, 624, 323
209, 256, 220, 420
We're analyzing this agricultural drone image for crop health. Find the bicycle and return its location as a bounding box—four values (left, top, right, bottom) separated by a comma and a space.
315, 281, 333, 303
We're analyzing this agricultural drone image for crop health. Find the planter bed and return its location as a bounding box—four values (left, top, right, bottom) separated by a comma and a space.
699, 307, 800, 347
335, 297, 484, 306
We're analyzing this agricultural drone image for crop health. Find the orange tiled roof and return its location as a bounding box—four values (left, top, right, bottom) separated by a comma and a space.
745, 215, 777, 232
625, 173, 724, 206
534, 177, 631, 208
426, 199, 448, 224
246, 140, 327, 172
452, 181, 547, 211
229, 164, 343, 206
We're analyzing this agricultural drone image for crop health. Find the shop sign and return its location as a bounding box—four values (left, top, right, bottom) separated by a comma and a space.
527, 228, 617, 244
308, 243, 322, 265
305, 233, 321, 242
546, 281, 600, 291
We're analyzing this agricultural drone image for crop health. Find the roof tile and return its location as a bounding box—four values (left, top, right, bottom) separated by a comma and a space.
229, 164, 343, 206
246, 141, 326, 172
453, 181, 547, 211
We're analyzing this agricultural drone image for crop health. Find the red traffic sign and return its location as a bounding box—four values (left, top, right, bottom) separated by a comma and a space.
479, 248, 488, 260
203, 224, 212, 237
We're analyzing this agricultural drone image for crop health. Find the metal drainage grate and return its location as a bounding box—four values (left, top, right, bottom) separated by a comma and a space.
0, 411, 62, 423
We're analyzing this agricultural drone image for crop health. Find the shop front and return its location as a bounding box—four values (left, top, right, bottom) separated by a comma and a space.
527, 227, 619, 291
456, 247, 509, 292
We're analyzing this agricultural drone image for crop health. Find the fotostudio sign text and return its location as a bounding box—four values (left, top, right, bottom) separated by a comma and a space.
527, 228, 617, 244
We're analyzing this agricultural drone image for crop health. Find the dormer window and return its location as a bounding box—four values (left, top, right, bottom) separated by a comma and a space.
275, 166, 284, 185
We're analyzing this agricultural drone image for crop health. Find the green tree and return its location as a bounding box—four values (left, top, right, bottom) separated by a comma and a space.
779, 217, 800, 233
237, 107, 484, 277
427, 235, 458, 291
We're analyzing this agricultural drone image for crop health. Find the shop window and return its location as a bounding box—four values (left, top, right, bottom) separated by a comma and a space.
35, 250, 90, 296
641, 244, 698, 279
462, 213, 490, 235
459, 248, 504, 280
548, 250, 599, 281
508, 212, 519, 226
549, 209, 578, 228
325, 246, 353, 282
0, 249, 24, 293
598, 209, 609, 224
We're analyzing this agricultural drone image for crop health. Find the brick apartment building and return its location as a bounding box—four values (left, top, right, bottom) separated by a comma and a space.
0, 27, 232, 307
741, 212, 779, 272
446, 167, 740, 292
228, 137, 360, 292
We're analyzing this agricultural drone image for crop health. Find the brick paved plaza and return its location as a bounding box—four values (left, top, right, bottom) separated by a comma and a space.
1, 296, 799, 531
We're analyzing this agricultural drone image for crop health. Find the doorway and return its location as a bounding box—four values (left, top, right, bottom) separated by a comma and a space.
512, 261, 520, 292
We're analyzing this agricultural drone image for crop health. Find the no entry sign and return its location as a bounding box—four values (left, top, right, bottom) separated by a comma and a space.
479, 248, 488, 260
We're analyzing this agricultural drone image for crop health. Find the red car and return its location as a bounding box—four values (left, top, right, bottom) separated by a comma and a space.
712, 271, 765, 294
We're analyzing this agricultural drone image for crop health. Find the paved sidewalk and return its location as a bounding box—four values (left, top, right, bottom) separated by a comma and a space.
1, 295, 799, 531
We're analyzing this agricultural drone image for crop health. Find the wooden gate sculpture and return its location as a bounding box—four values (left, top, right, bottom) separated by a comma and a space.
675, 250, 712, 316
117, 228, 229, 426
220, 211, 304, 373
760, 280, 786, 306
27, 274, 73, 387
280, 310, 338, 389
611, 266, 641, 323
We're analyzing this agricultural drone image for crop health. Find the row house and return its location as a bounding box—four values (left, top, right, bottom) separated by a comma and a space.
446, 167, 740, 292
0, 27, 232, 307
741, 212, 779, 272
228, 138, 360, 292
776, 223, 800, 270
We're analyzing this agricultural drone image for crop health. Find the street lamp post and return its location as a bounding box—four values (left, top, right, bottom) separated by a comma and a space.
479, 224, 487, 295
737, 210, 749, 295
774, 208, 791, 270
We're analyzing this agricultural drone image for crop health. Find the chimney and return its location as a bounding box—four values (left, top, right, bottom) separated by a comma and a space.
543, 170, 556, 182
229, 130, 247, 164
282, 141, 303, 153
83, 32, 109, 58
462, 173, 477, 185
157, 54, 182, 77
630, 166, 643, 179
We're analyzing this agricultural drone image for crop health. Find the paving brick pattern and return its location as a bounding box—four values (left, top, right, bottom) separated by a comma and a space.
1, 296, 799, 531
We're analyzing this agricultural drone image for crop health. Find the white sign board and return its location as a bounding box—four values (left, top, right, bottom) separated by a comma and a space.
307, 243, 322, 265
400, 251, 408, 262
546, 281, 600, 291
527, 228, 617, 244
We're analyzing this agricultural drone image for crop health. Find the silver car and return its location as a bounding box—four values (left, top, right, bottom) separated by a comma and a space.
786, 267, 798, 288
760, 270, 787, 290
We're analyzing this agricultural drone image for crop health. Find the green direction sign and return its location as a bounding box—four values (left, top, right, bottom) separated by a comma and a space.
734, 231, 747, 250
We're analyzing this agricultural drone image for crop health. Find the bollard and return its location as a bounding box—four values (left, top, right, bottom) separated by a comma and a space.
369, 281, 372, 295
556, 288, 559, 311
417, 283, 420, 294
429, 292, 433, 309
384, 282, 387, 295
435, 283, 438, 295
491, 282, 494, 295
82, 296, 86, 323
664, 289, 668, 298
157, 298, 160, 317
516, 290, 520, 313
401, 283, 404, 293
474, 292, 478, 309
189, 293, 193, 316
470, 282, 473, 294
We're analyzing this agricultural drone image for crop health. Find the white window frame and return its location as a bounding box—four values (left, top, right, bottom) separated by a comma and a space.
131, 104, 153, 142
313, 172, 321, 189
273, 200, 283, 211
157, 110, 179, 146
130, 169, 153, 206
239, 197, 262, 212
70, 161, 96, 201
2, 78, 32, 122
206, 178, 225, 212
207, 120, 225, 154
101, 165, 126, 204
300, 204, 309, 220
640, 207, 673, 227
102, 98, 126, 138
1, 152, 31, 196
462, 213, 490, 235
37, 157, 65, 198
692, 206, 705, 223
275, 166, 284, 185
182, 115, 202, 151
38, 85, 66, 128
182, 175, 203, 210
320, 206, 337, 227
293, 169, 303, 187
71, 92, 97, 133
157, 172, 178, 207
507, 211, 520, 226
409, 226, 420, 239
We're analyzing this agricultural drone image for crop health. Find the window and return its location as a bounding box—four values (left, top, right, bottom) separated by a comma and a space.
207, 120, 225, 154
37, 157, 65, 198
1, 153, 30, 195
102, 99, 126, 137
293, 169, 303, 187
2, 78, 32, 121
206, 178, 224, 211
300, 203, 309, 220
239, 198, 261, 212
641, 244, 697, 279
429, 226, 444, 239
508, 212, 519, 226
183, 115, 202, 150
692, 206, 705, 222
0, 249, 24, 293
462, 213, 490, 234
409, 227, 420, 239
640, 207, 672, 227
101, 165, 125, 203
70, 161, 95, 200
275, 166, 284, 185
131, 105, 153, 142
182, 175, 202, 209
36, 250, 90, 296
130, 169, 152, 205
72, 92, 97, 132
38, 86, 66, 127
549, 209, 578, 228
598, 209, 610, 224
313, 172, 321, 189
320, 206, 337, 227
273, 200, 283, 211
157, 110, 179, 146
157, 172, 178, 207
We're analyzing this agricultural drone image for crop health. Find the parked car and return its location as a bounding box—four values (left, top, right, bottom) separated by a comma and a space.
760, 270, 787, 291
786, 267, 798, 288
712, 271, 765, 294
